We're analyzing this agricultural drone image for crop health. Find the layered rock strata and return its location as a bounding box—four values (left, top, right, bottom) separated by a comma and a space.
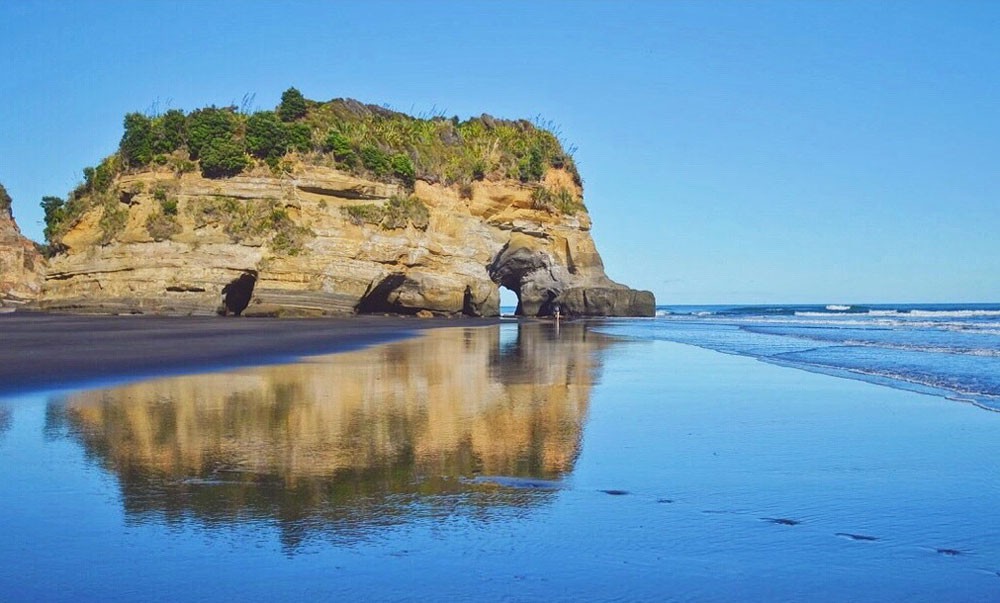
42, 165, 654, 317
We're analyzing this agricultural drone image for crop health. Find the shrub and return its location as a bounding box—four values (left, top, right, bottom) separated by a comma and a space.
171, 157, 196, 174
268, 207, 312, 255
390, 153, 415, 186
189, 196, 310, 253
531, 186, 580, 215
98, 200, 128, 245
153, 185, 168, 202
153, 187, 178, 215
121, 113, 154, 167
41, 195, 67, 242
161, 198, 178, 215
342, 196, 428, 230
277, 87, 307, 122
152, 109, 188, 154
518, 147, 545, 182
246, 111, 287, 160
187, 106, 239, 159
83, 159, 117, 193
384, 195, 429, 229
471, 158, 487, 181
285, 122, 312, 152
145, 211, 181, 241
343, 203, 384, 226
199, 138, 249, 178
323, 130, 357, 167
360, 145, 391, 176
114, 92, 579, 189
192, 195, 236, 229
458, 182, 474, 199
92, 157, 118, 192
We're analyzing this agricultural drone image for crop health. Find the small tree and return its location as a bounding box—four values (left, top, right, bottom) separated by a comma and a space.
199, 138, 249, 178
390, 153, 415, 186
285, 122, 312, 152
277, 87, 307, 122
187, 106, 239, 159
84, 157, 117, 193
120, 113, 154, 167
518, 146, 545, 182
360, 145, 391, 176
41, 195, 66, 242
324, 130, 357, 167
153, 109, 188, 153
246, 111, 287, 160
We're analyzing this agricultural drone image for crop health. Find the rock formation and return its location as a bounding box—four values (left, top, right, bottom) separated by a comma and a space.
0, 183, 45, 309
41, 165, 653, 317
38, 94, 654, 317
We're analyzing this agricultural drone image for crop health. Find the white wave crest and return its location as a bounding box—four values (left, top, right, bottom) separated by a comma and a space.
841, 340, 1000, 358
906, 310, 1000, 318
826, 305, 851, 311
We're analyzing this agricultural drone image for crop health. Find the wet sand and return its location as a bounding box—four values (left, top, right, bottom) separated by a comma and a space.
0, 312, 501, 395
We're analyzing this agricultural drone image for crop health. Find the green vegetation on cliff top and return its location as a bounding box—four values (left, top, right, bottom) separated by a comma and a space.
0, 183, 11, 216
40, 88, 580, 249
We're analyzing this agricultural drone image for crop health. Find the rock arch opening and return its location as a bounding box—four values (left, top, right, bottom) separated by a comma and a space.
498, 285, 521, 316
487, 239, 563, 318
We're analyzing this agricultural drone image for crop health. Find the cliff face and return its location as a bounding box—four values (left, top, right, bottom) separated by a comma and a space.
41, 163, 654, 317
0, 185, 45, 308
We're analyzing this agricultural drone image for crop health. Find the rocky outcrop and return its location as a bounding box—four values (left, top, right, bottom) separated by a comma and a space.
0, 184, 45, 309
41, 164, 653, 317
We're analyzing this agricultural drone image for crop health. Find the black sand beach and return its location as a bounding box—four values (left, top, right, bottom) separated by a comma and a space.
0, 312, 500, 395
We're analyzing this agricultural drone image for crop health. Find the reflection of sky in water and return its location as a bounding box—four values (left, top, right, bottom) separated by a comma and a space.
43, 322, 610, 550
4, 323, 1000, 602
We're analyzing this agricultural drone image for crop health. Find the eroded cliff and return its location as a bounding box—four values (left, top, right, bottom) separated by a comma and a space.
0, 183, 45, 309
39, 93, 654, 317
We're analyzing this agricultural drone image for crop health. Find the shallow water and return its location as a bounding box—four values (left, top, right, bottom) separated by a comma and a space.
2, 321, 999, 601
612, 303, 1000, 410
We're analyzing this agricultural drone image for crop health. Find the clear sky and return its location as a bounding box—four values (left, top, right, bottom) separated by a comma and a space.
2, 1, 998, 304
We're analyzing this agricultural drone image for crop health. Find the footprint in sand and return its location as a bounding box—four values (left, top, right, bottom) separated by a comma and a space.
761, 517, 801, 526
835, 532, 879, 542
600, 489, 629, 496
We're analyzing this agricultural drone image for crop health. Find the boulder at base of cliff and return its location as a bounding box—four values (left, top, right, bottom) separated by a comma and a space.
556, 287, 655, 317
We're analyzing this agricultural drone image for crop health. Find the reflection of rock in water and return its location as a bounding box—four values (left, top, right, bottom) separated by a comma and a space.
54, 322, 612, 549
0, 406, 10, 439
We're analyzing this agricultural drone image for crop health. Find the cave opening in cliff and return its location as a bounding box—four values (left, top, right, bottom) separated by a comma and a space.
221, 271, 257, 316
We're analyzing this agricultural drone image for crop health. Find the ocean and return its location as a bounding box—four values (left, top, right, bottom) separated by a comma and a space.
599, 303, 1000, 412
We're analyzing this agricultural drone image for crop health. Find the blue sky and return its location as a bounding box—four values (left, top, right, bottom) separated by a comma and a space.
2, 1, 998, 304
